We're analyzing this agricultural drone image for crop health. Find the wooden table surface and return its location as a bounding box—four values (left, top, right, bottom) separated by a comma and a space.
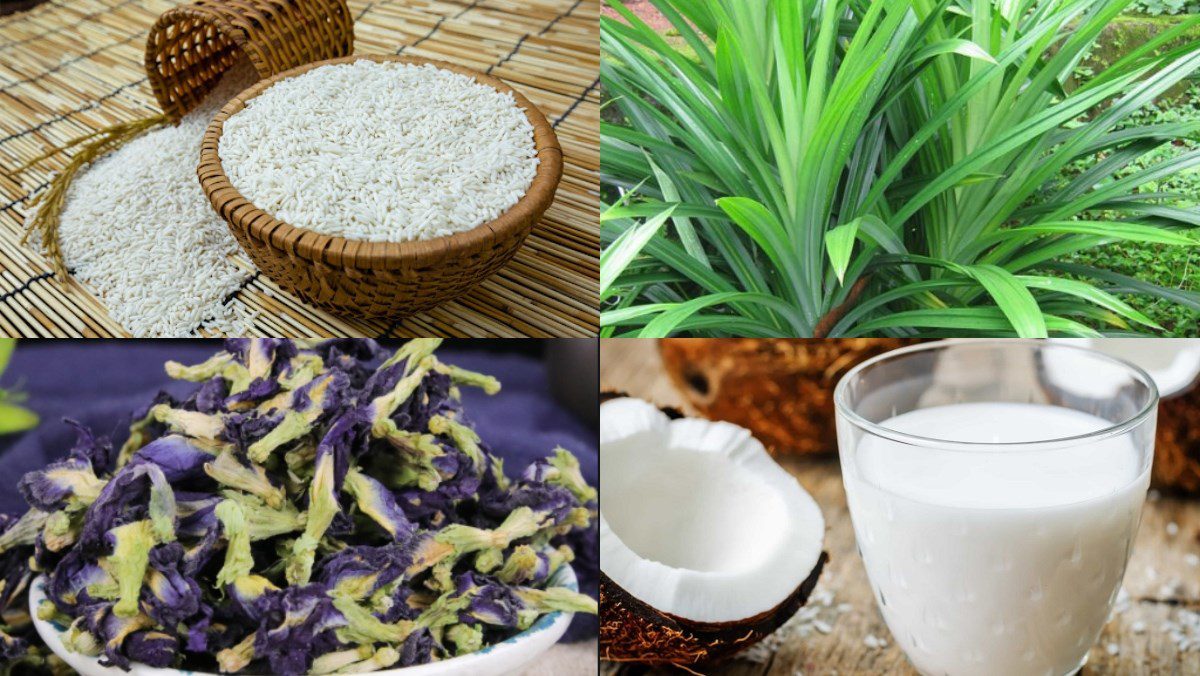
599, 339, 1200, 675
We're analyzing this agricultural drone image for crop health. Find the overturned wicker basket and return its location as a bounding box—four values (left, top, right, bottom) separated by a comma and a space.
197, 54, 563, 319
22, 0, 353, 283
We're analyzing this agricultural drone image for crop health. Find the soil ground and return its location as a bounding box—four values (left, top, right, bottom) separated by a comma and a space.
601, 0, 670, 31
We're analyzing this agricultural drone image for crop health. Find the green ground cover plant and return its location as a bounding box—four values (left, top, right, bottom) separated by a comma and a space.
1130, 0, 1200, 16
601, 0, 1200, 337
1061, 87, 1200, 334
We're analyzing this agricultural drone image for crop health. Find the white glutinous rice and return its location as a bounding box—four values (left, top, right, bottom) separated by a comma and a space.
218, 60, 539, 243
41, 60, 259, 337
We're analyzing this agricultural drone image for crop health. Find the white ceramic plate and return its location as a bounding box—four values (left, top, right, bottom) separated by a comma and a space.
30, 564, 578, 676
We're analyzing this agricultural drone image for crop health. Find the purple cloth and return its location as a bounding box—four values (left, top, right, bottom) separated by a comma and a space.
0, 340, 598, 640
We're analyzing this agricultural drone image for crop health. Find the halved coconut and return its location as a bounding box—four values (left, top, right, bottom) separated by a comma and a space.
600, 396, 827, 667
1048, 338, 1200, 398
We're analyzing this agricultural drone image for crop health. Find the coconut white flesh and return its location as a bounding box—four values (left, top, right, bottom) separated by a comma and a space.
1048, 338, 1200, 398
600, 397, 825, 624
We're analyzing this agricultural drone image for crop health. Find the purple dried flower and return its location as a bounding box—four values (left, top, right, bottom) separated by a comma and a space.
190, 377, 228, 414
130, 435, 217, 482
342, 469, 415, 543
457, 573, 522, 628
17, 457, 104, 512
144, 543, 202, 627
64, 419, 118, 476
398, 628, 435, 666
78, 462, 175, 556
123, 631, 177, 667
19, 339, 598, 672
46, 548, 107, 611
317, 544, 412, 599
252, 584, 346, 676
0, 628, 29, 660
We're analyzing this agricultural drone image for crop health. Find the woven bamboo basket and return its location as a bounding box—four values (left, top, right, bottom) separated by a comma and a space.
197, 54, 564, 319
22, 0, 353, 281
146, 0, 354, 123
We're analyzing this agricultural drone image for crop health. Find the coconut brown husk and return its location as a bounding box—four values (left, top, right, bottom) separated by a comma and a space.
1155, 388, 1200, 493
599, 554, 827, 668
658, 339, 913, 456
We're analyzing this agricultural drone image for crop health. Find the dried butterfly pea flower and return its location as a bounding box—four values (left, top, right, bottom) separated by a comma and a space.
431, 362, 500, 396
122, 630, 177, 667
77, 462, 176, 558
62, 419, 119, 477
204, 450, 285, 509
213, 500, 254, 588
247, 370, 348, 464
341, 470, 415, 542
286, 440, 340, 586
104, 521, 157, 617
77, 603, 154, 668
454, 572, 522, 628
0, 629, 30, 660
227, 574, 278, 621
371, 428, 450, 492
495, 544, 572, 585
45, 549, 107, 611
164, 352, 240, 386
444, 622, 483, 655
317, 544, 412, 602
130, 435, 219, 482
310, 645, 400, 674
524, 447, 598, 504
0, 518, 38, 662
115, 395, 171, 468
17, 458, 105, 512
427, 414, 487, 475
17, 339, 596, 673
436, 507, 551, 557
0, 510, 46, 554
175, 492, 221, 539
249, 584, 346, 676
150, 406, 224, 441
398, 628, 435, 666
143, 543, 201, 627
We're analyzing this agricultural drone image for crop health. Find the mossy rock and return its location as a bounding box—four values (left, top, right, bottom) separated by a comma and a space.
1072, 15, 1200, 103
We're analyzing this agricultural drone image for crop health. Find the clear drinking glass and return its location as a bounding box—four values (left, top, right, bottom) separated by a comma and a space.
833, 340, 1158, 676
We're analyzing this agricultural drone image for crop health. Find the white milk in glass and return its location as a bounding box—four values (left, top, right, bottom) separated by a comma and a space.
842, 402, 1148, 676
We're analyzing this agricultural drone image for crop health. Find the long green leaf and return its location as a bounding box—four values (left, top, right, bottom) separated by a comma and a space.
599, 206, 676, 301
825, 220, 860, 284
635, 292, 805, 337
955, 264, 1048, 338
1019, 275, 1162, 330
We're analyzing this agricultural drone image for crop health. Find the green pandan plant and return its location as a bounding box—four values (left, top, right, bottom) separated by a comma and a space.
600, 0, 1200, 337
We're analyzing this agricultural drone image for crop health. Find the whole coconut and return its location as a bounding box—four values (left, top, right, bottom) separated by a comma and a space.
1155, 388, 1200, 493
658, 339, 912, 456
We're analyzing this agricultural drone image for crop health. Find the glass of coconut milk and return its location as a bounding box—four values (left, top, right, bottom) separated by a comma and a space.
834, 340, 1157, 676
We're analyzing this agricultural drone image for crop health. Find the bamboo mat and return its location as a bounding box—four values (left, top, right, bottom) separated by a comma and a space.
0, 0, 599, 337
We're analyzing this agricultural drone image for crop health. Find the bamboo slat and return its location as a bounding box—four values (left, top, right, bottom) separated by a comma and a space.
0, 0, 599, 337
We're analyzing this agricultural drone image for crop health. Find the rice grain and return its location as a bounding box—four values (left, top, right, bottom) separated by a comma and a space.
37, 60, 260, 337
218, 60, 539, 243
